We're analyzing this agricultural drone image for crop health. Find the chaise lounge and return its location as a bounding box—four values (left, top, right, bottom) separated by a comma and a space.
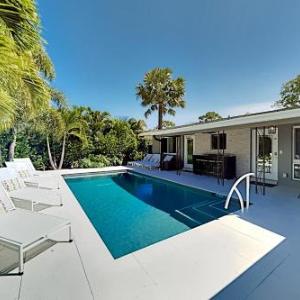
0, 168, 63, 211
6, 158, 60, 190
0, 184, 72, 275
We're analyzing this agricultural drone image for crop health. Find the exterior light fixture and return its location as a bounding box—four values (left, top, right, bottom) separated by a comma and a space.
268, 126, 276, 134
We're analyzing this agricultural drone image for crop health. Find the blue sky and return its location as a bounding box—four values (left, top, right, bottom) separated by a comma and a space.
39, 0, 300, 128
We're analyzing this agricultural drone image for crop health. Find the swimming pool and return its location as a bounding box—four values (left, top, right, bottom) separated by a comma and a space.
65, 171, 240, 258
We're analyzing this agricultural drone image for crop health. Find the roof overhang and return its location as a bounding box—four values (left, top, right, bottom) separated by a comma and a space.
140, 108, 300, 137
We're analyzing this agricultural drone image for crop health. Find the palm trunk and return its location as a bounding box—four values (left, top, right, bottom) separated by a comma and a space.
58, 134, 66, 170
46, 136, 57, 170
158, 104, 163, 169
8, 127, 17, 161
158, 104, 163, 130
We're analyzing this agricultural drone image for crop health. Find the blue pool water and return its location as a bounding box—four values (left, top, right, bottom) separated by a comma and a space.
65, 172, 240, 258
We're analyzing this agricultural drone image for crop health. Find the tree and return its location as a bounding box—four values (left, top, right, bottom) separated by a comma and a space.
0, 0, 54, 160
198, 111, 222, 123
276, 75, 300, 108
127, 118, 147, 134
155, 120, 175, 129
0, 104, 148, 169
96, 119, 138, 164
36, 108, 88, 170
51, 88, 67, 110
136, 67, 185, 130
57, 109, 88, 169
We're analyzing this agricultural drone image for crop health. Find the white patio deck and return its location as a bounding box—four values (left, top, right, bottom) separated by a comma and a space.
0, 166, 299, 299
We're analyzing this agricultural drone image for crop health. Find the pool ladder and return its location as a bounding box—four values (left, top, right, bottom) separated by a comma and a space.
224, 173, 255, 211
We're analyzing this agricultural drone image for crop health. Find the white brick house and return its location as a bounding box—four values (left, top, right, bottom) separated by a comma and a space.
141, 108, 300, 188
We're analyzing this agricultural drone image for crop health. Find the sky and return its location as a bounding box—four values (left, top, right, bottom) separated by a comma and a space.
38, 0, 300, 128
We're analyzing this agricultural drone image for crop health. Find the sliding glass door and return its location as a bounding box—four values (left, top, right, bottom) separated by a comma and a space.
184, 135, 195, 170
293, 126, 300, 180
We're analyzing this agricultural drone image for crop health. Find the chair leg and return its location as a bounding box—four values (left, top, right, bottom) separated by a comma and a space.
59, 193, 63, 206
19, 246, 24, 275
68, 225, 73, 242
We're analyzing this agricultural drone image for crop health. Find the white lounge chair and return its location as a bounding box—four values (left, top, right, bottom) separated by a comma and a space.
0, 184, 72, 275
5, 161, 60, 190
14, 157, 60, 183
127, 154, 153, 167
0, 168, 63, 211
141, 154, 161, 170
13, 158, 38, 173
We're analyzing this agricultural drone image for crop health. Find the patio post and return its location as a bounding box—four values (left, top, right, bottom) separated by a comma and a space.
263, 126, 266, 195
222, 130, 225, 186
255, 127, 258, 194
217, 131, 220, 185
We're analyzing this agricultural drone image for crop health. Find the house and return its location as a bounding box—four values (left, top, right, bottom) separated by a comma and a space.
140, 108, 300, 188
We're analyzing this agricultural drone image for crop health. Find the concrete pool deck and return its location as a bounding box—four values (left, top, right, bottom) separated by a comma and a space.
0, 166, 298, 299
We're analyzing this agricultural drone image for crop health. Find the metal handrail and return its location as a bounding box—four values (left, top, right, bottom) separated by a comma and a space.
224, 173, 255, 211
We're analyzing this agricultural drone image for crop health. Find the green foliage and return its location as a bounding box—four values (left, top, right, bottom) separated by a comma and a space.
276, 75, 300, 108
155, 120, 175, 129
127, 118, 147, 134
198, 111, 222, 123
0, 106, 148, 169
96, 119, 139, 163
73, 154, 112, 168
0, 0, 54, 128
0, 127, 48, 168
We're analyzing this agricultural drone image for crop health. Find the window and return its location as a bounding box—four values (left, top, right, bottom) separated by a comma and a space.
168, 137, 177, 153
161, 137, 177, 153
161, 138, 168, 153
211, 133, 226, 150
294, 127, 300, 160
147, 144, 153, 154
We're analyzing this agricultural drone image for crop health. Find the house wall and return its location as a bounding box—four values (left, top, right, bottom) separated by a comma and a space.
194, 128, 251, 177
152, 138, 160, 153
150, 125, 300, 187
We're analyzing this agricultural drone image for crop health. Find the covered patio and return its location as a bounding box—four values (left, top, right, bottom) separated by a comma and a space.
143, 108, 300, 195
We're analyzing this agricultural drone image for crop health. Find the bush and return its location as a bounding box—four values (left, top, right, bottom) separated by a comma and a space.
0, 107, 148, 170
73, 154, 118, 168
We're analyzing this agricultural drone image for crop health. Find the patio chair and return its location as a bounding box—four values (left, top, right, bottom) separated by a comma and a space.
127, 154, 153, 167
141, 154, 161, 170
0, 168, 63, 211
5, 160, 60, 190
161, 154, 177, 170
13, 158, 37, 173
0, 184, 72, 275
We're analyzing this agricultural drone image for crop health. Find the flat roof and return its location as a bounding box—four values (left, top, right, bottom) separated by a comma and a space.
140, 108, 300, 136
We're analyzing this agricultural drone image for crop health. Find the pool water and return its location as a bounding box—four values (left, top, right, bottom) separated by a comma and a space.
65, 172, 240, 258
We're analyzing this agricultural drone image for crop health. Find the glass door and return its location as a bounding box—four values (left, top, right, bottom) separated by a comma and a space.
252, 128, 278, 181
293, 126, 300, 180
184, 135, 195, 170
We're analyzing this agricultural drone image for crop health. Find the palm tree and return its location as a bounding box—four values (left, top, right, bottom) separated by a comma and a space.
0, 0, 54, 159
36, 108, 88, 170
57, 109, 88, 169
198, 111, 222, 123
161, 120, 175, 129
136, 68, 185, 129
51, 88, 67, 110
